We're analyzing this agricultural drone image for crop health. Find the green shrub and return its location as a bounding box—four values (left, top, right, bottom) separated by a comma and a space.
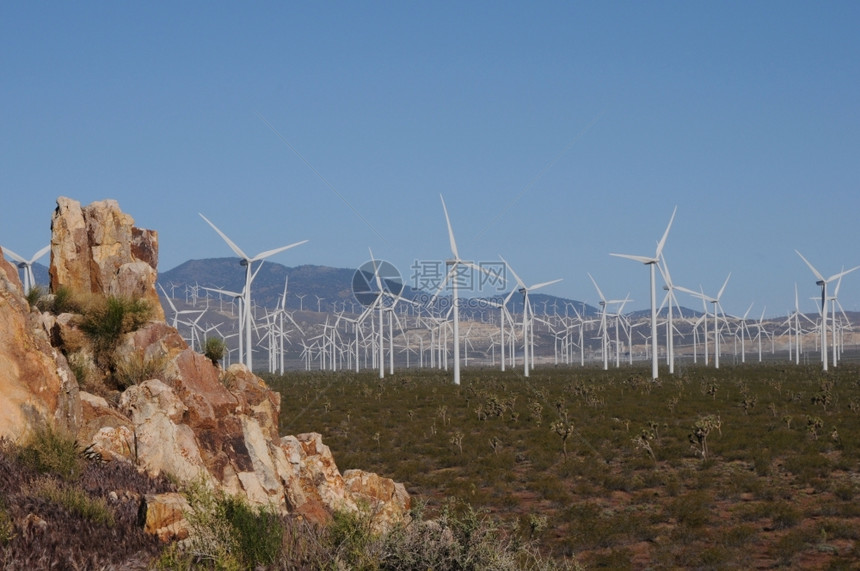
17, 426, 82, 481
114, 352, 167, 388
0, 503, 13, 546
49, 285, 81, 314
25, 285, 46, 309
30, 477, 114, 526
203, 337, 226, 366
78, 294, 152, 371
221, 495, 284, 568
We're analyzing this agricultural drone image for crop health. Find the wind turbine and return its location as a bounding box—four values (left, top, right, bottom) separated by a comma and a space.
199, 213, 307, 371
610, 206, 676, 380
500, 257, 562, 377
677, 274, 731, 368
795, 250, 860, 372
588, 273, 627, 371
2, 244, 51, 294
429, 195, 480, 385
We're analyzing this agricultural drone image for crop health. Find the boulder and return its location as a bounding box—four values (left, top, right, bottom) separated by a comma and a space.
278, 433, 356, 523
119, 379, 211, 485
140, 492, 191, 542
344, 469, 411, 533
49, 197, 164, 321
0, 250, 81, 443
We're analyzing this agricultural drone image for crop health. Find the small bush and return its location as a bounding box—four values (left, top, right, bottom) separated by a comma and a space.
114, 352, 167, 388
78, 294, 152, 371
50, 285, 81, 314
221, 495, 284, 568
203, 337, 226, 366
0, 503, 13, 546
17, 426, 82, 481
30, 477, 114, 526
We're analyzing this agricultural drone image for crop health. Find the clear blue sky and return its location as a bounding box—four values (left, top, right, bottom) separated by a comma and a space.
3, 2, 859, 317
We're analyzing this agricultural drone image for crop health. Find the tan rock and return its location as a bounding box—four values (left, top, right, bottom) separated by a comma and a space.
223, 364, 281, 440
120, 379, 210, 485
279, 433, 356, 520
141, 492, 191, 542
78, 391, 134, 443
0, 260, 80, 443
49, 197, 164, 321
0, 248, 21, 291
343, 469, 411, 533
171, 349, 238, 429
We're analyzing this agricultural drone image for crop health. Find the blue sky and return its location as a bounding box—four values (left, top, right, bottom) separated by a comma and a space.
3, 2, 859, 317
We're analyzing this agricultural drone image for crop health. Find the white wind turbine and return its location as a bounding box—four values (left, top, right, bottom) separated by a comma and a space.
657, 254, 685, 375
200, 213, 307, 372
430, 195, 481, 385
500, 257, 562, 377
588, 273, 627, 371
795, 250, 860, 372
610, 206, 676, 380
677, 274, 731, 369
2, 244, 51, 294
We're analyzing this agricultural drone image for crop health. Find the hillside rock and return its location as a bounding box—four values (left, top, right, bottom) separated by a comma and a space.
49, 197, 164, 321
2, 198, 410, 536
0, 248, 81, 443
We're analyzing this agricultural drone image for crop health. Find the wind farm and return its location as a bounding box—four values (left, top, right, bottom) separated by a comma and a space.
4, 2, 860, 567
107, 200, 859, 378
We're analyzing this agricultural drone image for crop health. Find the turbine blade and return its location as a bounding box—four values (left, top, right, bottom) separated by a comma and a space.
500, 256, 526, 289
610, 252, 655, 265
795, 250, 825, 282
2, 247, 26, 264
251, 240, 308, 262
587, 272, 606, 302
655, 206, 677, 257
529, 278, 563, 291
30, 245, 51, 264
440, 195, 459, 260
717, 273, 731, 299
200, 213, 250, 260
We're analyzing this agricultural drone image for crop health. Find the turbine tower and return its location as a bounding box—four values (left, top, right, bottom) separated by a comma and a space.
430, 195, 478, 385
501, 256, 561, 377
200, 213, 307, 372
610, 206, 676, 380
795, 250, 859, 372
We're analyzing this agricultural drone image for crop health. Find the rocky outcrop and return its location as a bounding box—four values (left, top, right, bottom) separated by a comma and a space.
49, 197, 164, 321
140, 492, 192, 542
2, 198, 410, 537
0, 248, 81, 443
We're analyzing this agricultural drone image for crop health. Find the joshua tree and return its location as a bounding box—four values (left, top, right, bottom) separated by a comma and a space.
689, 414, 721, 460
550, 409, 575, 460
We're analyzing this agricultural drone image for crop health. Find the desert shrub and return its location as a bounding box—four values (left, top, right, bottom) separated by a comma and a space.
17, 426, 82, 481
769, 501, 802, 530
78, 294, 152, 371
666, 491, 712, 528
164, 481, 285, 569
221, 495, 284, 568
49, 285, 81, 314
203, 336, 226, 366
29, 477, 114, 526
170, 481, 243, 569
114, 352, 167, 388
0, 503, 13, 546
25, 285, 47, 309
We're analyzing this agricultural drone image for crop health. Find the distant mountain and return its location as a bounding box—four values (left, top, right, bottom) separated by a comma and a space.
157, 258, 603, 318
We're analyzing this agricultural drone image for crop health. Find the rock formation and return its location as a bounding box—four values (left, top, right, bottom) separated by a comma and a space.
1, 197, 409, 537
0, 247, 81, 443
49, 197, 164, 321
